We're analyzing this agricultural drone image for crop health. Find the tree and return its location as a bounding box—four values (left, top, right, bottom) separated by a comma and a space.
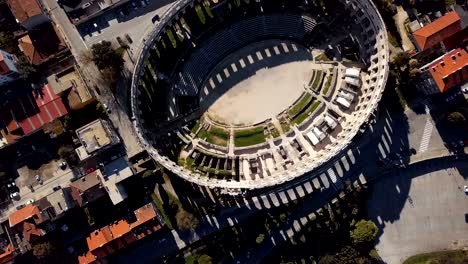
350, 220, 378, 245
0, 30, 18, 54
15, 55, 36, 80
32, 242, 56, 263
176, 208, 199, 230
91, 41, 124, 70
318, 254, 340, 264
392, 52, 410, 68
197, 254, 212, 264
447, 112, 465, 124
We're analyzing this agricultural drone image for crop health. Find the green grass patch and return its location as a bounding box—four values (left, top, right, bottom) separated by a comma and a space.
288, 93, 312, 117
312, 71, 324, 91
191, 122, 200, 134
403, 250, 468, 264
166, 29, 177, 48
322, 73, 333, 96
293, 101, 321, 125
395, 87, 408, 108
151, 193, 174, 229
203, 1, 214, 18
315, 53, 331, 61
280, 122, 291, 133
388, 31, 399, 47
195, 5, 206, 24
271, 127, 280, 138
197, 126, 229, 146
234, 127, 266, 147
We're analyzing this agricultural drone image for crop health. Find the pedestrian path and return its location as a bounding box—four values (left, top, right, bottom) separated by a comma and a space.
418, 118, 433, 153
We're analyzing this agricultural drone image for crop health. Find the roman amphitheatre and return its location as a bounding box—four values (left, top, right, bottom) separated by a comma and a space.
131, 0, 389, 192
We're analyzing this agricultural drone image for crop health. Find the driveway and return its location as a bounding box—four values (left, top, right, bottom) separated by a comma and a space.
368, 161, 468, 264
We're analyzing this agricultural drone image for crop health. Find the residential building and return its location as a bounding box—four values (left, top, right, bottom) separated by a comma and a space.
97, 157, 136, 205
8, 205, 47, 243
0, 83, 68, 148
5, 0, 49, 29
69, 171, 107, 207
47, 65, 94, 110
59, 0, 130, 25
0, 50, 19, 86
75, 119, 120, 161
37, 188, 75, 221
18, 22, 68, 66
412, 11, 462, 52
418, 46, 468, 94
0, 244, 16, 264
78, 203, 163, 264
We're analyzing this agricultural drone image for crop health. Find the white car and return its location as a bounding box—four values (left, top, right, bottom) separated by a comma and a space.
26, 199, 35, 205
464, 185, 468, 194
9, 192, 20, 200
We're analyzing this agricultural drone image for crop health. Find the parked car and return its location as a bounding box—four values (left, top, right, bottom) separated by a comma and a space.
26, 199, 35, 205
59, 161, 67, 170
10, 192, 20, 200
151, 14, 160, 23
16, 204, 25, 210
125, 34, 133, 44
53, 185, 61, 192
464, 185, 468, 194
116, 36, 126, 47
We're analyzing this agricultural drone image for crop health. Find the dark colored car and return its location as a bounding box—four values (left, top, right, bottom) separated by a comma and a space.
151, 14, 160, 23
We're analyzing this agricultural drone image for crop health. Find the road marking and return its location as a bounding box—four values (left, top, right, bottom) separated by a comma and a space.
418, 118, 433, 153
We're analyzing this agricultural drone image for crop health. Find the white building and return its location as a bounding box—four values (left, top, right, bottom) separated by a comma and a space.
0, 49, 19, 86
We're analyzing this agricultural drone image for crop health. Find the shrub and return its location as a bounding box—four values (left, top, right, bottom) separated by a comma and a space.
350, 220, 378, 245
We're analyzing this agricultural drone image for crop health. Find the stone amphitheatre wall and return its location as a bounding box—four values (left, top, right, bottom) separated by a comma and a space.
130, 0, 389, 190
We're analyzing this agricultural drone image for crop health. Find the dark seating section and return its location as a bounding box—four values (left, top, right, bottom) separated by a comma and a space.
172, 14, 317, 96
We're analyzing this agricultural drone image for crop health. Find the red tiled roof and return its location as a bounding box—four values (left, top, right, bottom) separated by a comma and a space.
0, 52, 13, 76
8, 205, 41, 227
429, 47, 468, 92
80, 203, 161, 263
6, 0, 43, 24
130, 203, 157, 230
78, 252, 97, 264
22, 221, 45, 242
0, 244, 16, 264
0, 84, 68, 143
413, 11, 462, 51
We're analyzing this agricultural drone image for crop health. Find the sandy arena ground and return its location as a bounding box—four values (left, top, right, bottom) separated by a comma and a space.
202, 40, 312, 125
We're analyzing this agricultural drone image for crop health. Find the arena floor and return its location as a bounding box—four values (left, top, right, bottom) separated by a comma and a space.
201, 40, 313, 125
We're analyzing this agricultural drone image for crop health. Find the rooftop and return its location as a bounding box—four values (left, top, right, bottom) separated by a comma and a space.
0, 83, 68, 144
69, 171, 106, 206
61, 0, 128, 25
9, 204, 41, 227
413, 11, 461, 51
76, 119, 119, 158
98, 157, 134, 205
428, 47, 468, 92
18, 22, 67, 66
6, 0, 43, 24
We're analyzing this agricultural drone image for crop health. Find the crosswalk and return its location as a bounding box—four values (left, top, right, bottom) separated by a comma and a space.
418, 118, 433, 153
418, 98, 434, 153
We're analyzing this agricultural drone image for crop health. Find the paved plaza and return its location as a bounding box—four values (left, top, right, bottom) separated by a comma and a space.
368, 161, 468, 264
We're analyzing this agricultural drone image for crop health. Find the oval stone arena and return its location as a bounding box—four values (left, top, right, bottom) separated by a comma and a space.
130, 0, 390, 192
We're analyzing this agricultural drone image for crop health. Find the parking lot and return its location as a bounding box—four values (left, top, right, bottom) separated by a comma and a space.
77, 0, 176, 52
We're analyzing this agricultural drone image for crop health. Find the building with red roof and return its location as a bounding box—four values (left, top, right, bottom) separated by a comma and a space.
0, 244, 16, 264
8, 205, 47, 243
413, 11, 462, 51
428, 47, 468, 93
0, 83, 68, 147
78, 203, 163, 264
5, 0, 49, 30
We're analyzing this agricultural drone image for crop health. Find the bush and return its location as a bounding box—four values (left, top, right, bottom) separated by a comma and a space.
447, 112, 465, 124
350, 220, 378, 245
176, 208, 199, 230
